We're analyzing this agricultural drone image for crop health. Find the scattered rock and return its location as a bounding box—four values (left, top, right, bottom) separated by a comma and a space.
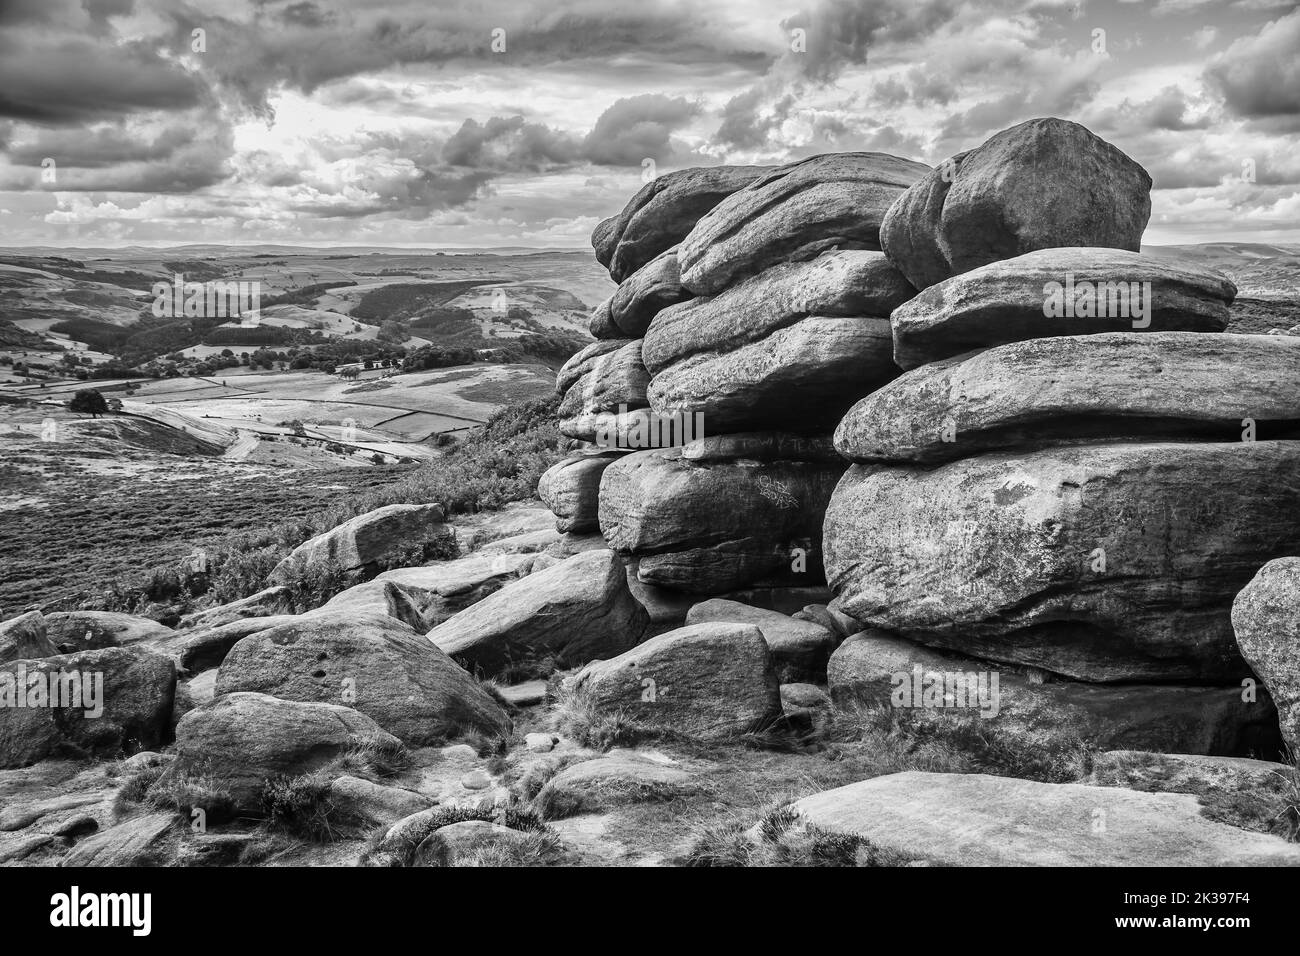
686, 598, 837, 683
678, 152, 929, 295
215, 610, 511, 745
428, 549, 651, 677
1232, 557, 1300, 756
890, 247, 1236, 371
500, 680, 548, 708
460, 769, 491, 790
44, 611, 173, 653
534, 751, 697, 819
0, 612, 57, 664
824, 441, 1300, 682
327, 775, 433, 828
837, 332, 1300, 463
525, 732, 557, 753
268, 503, 452, 585
788, 771, 1300, 866
564, 622, 781, 741
177, 587, 293, 631
780, 682, 832, 736
166, 692, 401, 810
0, 646, 176, 769
60, 811, 176, 867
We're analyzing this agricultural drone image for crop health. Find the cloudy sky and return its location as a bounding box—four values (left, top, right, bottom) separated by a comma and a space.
0, 0, 1297, 248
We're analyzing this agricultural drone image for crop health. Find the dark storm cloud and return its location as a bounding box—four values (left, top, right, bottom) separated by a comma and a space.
780, 0, 961, 82
444, 116, 581, 171
7, 124, 197, 169
0, 37, 205, 124
582, 94, 701, 165
1205, 9, 1300, 118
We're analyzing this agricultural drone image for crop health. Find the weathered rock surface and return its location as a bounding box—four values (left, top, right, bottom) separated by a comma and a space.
0, 612, 57, 664
599, 448, 843, 593
880, 118, 1152, 288
318, 580, 445, 632
44, 611, 173, 652
564, 622, 781, 740
1232, 557, 1300, 757
836, 332, 1300, 463
557, 339, 651, 441
428, 549, 650, 676
644, 250, 915, 374
824, 441, 1300, 681
587, 296, 619, 338
369, 552, 536, 628
608, 247, 691, 338
535, 751, 697, 818
537, 451, 625, 533
327, 775, 434, 828
686, 599, 837, 683
1088, 751, 1295, 799
595, 165, 773, 282
148, 614, 298, 675
60, 811, 175, 867
678, 152, 930, 295
167, 692, 400, 809
788, 772, 1300, 866
829, 631, 1279, 757
890, 248, 1236, 370
215, 610, 511, 745
415, 820, 539, 866
780, 682, 832, 736
648, 316, 898, 433
178, 587, 293, 631
0, 646, 176, 768
680, 431, 841, 464
269, 503, 452, 584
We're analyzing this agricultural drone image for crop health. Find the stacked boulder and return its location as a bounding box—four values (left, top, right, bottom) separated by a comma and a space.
823, 117, 1300, 756
587, 152, 930, 597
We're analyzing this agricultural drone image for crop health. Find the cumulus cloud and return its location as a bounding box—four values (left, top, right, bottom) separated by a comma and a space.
582, 94, 701, 165
1205, 10, 1300, 117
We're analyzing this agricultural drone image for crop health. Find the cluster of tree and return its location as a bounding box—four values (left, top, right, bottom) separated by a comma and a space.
402, 344, 479, 370
259, 280, 357, 309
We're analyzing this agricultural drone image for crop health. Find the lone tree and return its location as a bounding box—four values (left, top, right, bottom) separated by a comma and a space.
69, 388, 109, 418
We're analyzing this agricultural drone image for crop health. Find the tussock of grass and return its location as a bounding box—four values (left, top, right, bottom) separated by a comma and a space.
334, 735, 413, 779
683, 805, 912, 867
834, 701, 1093, 783
144, 772, 236, 826
446, 831, 561, 867
260, 770, 364, 842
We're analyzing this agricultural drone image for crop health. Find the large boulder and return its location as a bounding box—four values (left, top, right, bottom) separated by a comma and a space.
537, 451, 625, 533
599, 447, 844, 593
369, 552, 536, 628
215, 610, 511, 745
44, 611, 172, 653
177, 587, 293, 631
1232, 558, 1300, 757
587, 296, 619, 338
648, 316, 898, 434
787, 772, 1300, 866
0, 646, 176, 768
147, 614, 298, 675
836, 332, 1300, 463
890, 248, 1236, 370
608, 248, 691, 338
268, 504, 452, 585
534, 751, 698, 819
880, 118, 1152, 289
0, 612, 57, 665
594, 165, 774, 282
166, 692, 400, 809
829, 631, 1279, 757
564, 622, 781, 741
824, 441, 1300, 682
678, 152, 930, 295
428, 549, 650, 676
643, 250, 915, 375
686, 599, 837, 683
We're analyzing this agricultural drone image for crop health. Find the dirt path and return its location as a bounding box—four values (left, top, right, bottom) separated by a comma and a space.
222, 430, 260, 461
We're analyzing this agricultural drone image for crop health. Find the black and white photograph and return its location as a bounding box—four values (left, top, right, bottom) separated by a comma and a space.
0, 0, 1297, 922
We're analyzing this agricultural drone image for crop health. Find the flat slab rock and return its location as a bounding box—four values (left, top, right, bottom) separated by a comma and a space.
824, 440, 1300, 682
890, 247, 1236, 371
836, 331, 1300, 463
789, 772, 1300, 866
